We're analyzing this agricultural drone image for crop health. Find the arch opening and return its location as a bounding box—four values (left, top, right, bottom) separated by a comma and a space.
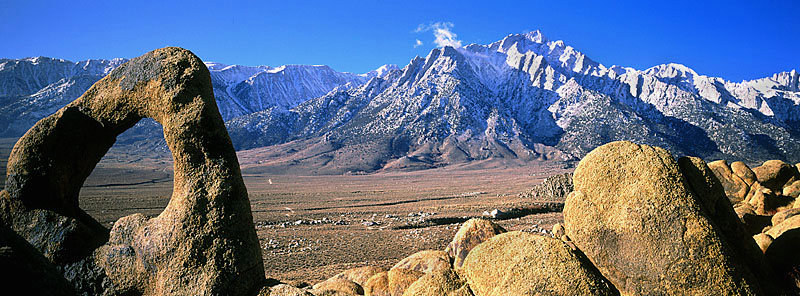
0, 47, 265, 295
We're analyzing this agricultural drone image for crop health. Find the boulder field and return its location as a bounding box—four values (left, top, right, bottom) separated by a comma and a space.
278, 142, 800, 296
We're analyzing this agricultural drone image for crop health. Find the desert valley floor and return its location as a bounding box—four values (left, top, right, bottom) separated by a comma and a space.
0, 137, 568, 285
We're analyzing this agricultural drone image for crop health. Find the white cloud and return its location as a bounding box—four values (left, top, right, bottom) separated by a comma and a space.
415, 22, 462, 48
413, 39, 423, 48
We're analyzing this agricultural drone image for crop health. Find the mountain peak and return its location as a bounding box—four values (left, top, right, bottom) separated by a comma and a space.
645, 63, 699, 79
362, 64, 399, 79
523, 29, 548, 43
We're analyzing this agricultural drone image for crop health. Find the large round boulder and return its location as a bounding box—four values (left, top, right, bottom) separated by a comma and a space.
364, 269, 423, 296
444, 218, 505, 269
266, 284, 314, 296
563, 141, 771, 295
461, 231, 617, 296
401, 268, 468, 296
312, 278, 363, 295
327, 266, 386, 287
391, 250, 450, 274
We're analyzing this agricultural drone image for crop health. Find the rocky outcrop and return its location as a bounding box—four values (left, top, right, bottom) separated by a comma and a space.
711, 159, 800, 288
784, 180, 800, 198
401, 268, 468, 296
0, 224, 77, 295
444, 218, 505, 269
461, 231, 617, 296
732, 161, 758, 186
264, 284, 314, 296
391, 250, 451, 274
364, 269, 423, 296
273, 143, 800, 296
518, 172, 573, 200
678, 156, 781, 292
752, 160, 799, 193
564, 141, 770, 295
708, 160, 750, 203
0, 47, 264, 295
325, 266, 386, 288
312, 278, 363, 295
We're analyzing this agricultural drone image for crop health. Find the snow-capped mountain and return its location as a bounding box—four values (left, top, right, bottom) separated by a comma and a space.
0, 57, 127, 136
226, 30, 800, 173
206, 62, 386, 120
2, 32, 798, 173
0, 57, 388, 136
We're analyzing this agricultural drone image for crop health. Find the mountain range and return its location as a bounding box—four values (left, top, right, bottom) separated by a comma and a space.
1, 30, 798, 173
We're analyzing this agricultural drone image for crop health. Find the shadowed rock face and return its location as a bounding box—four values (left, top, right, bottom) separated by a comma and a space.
0, 47, 264, 295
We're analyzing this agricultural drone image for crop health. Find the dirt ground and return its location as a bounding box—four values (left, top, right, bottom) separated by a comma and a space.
1, 137, 569, 286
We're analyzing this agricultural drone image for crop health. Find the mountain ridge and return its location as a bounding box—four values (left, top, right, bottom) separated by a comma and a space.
1, 31, 798, 173
225, 32, 800, 173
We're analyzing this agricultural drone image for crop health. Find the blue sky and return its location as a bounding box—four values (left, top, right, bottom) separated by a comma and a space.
1, 0, 797, 82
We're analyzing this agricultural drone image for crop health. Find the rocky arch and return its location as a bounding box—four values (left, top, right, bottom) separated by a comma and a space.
0, 47, 265, 295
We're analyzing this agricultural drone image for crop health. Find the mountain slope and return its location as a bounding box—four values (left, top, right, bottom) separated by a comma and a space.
2, 32, 798, 173
0, 57, 385, 136
0, 57, 127, 135
226, 31, 800, 173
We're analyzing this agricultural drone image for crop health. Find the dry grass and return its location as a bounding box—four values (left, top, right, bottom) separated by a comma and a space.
1, 137, 568, 285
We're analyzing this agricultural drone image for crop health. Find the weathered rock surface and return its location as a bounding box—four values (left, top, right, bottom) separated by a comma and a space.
784, 180, 800, 198
747, 186, 789, 215
391, 250, 450, 274
364, 269, 423, 296
732, 161, 758, 186
445, 286, 473, 296
444, 218, 505, 269
519, 172, 573, 200
0, 224, 77, 295
564, 141, 769, 295
708, 160, 750, 203
0, 47, 264, 295
312, 278, 363, 295
752, 233, 773, 253
461, 231, 617, 296
679, 156, 784, 292
312, 291, 359, 296
772, 208, 800, 227
266, 284, 314, 296
326, 266, 386, 287
734, 203, 772, 235
752, 160, 799, 193
401, 268, 468, 296
766, 215, 800, 239
552, 223, 565, 238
